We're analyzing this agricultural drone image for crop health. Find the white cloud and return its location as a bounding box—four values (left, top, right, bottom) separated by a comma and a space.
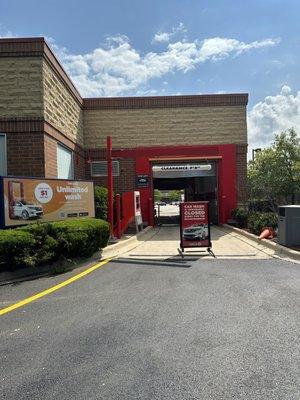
198, 37, 280, 62
248, 86, 300, 150
153, 32, 170, 43
49, 35, 279, 97
152, 22, 187, 43
0, 24, 16, 38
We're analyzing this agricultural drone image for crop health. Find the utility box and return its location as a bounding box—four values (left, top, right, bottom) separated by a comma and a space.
277, 205, 300, 247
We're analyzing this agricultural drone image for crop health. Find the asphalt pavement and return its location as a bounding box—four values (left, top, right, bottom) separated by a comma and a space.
1, 227, 300, 399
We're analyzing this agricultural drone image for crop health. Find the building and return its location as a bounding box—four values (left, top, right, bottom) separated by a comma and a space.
0, 37, 248, 225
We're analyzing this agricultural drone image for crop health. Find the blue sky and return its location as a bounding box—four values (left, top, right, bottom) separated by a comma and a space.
0, 0, 299, 151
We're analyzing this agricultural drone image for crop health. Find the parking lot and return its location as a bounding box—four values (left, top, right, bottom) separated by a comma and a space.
1, 225, 300, 399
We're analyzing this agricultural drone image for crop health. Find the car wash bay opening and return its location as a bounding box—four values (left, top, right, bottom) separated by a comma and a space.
153, 161, 218, 224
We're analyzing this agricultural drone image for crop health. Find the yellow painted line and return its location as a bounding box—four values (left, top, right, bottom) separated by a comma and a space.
0, 258, 111, 317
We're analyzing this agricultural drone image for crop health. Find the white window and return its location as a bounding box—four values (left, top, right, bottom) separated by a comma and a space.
0, 134, 7, 176
90, 161, 120, 177
57, 144, 74, 179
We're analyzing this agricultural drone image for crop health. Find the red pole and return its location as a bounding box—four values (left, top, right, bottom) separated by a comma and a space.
107, 136, 114, 238
116, 194, 121, 239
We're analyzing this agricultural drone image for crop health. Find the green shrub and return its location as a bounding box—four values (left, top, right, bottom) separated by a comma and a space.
94, 186, 108, 220
0, 230, 36, 270
49, 218, 110, 258
19, 223, 59, 265
20, 218, 110, 258
231, 208, 249, 228
0, 218, 110, 271
247, 212, 278, 235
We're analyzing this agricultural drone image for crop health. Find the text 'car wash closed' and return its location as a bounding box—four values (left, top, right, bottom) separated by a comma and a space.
184, 204, 206, 219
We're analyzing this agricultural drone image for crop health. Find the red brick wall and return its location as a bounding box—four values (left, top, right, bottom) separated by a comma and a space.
73, 150, 87, 180
86, 148, 135, 193
1, 118, 87, 180
119, 158, 135, 192
44, 135, 57, 178
7, 131, 45, 177
236, 144, 248, 204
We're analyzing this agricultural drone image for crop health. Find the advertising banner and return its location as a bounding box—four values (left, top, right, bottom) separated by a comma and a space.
179, 201, 211, 249
0, 177, 95, 227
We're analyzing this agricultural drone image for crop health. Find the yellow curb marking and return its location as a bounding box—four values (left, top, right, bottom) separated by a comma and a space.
0, 259, 111, 317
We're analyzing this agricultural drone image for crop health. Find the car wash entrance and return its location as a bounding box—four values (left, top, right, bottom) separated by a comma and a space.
111, 143, 238, 226
152, 162, 218, 225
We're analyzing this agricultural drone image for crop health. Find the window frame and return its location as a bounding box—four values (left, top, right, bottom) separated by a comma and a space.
0, 133, 7, 176
56, 143, 74, 180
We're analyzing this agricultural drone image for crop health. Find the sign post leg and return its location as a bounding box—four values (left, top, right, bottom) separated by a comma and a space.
207, 248, 216, 258
177, 247, 184, 258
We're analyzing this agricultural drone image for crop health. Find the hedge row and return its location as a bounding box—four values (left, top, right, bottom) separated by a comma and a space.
0, 218, 110, 271
247, 212, 278, 235
231, 208, 278, 235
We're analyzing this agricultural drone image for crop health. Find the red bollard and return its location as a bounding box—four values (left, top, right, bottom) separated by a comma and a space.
116, 194, 121, 239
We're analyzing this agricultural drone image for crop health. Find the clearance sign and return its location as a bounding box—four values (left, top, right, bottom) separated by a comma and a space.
0, 177, 95, 227
179, 201, 212, 251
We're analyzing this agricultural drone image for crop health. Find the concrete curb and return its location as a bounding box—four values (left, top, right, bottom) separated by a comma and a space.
99, 226, 155, 259
222, 224, 300, 261
0, 258, 98, 287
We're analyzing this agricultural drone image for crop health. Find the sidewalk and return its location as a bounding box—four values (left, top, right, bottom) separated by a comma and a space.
121, 225, 273, 261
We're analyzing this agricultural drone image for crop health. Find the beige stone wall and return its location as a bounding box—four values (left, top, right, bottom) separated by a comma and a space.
43, 60, 83, 145
84, 105, 247, 148
0, 57, 43, 118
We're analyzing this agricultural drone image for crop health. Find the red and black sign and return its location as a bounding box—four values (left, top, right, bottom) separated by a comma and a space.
179, 201, 211, 249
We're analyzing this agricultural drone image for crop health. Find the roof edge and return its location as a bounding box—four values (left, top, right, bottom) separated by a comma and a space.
83, 93, 249, 110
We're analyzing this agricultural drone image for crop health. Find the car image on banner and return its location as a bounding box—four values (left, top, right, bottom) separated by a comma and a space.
12, 200, 43, 220
182, 224, 209, 241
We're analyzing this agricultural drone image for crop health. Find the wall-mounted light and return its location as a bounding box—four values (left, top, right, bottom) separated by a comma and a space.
252, 148, 261, 161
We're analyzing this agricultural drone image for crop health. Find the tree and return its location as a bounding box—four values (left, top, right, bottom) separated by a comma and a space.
169, 190, 182, 202
154, 189, 162, 202
247, 129, 300, 210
